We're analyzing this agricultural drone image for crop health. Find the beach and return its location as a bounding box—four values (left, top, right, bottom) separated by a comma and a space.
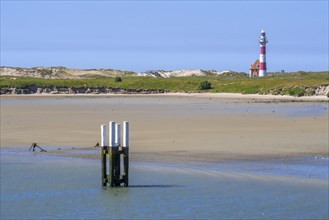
1, 94, 328, 163
1, 94, 328, 219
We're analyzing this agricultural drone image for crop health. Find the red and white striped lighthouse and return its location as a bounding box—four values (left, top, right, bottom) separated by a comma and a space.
259, 30, 268, 77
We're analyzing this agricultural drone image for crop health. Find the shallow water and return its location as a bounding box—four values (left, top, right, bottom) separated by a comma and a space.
2, 96, 328, 118
1, 151, 328, 219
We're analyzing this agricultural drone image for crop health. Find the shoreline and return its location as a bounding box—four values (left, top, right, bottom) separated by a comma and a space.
1, 92, 328, 102
2, 147, 328, 182
2, 145, 327, 165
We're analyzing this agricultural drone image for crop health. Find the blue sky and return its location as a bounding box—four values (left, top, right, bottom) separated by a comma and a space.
1, 1, 328, 72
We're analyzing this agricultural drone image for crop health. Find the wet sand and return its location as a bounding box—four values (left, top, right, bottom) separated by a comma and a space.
1, 94, 328, 164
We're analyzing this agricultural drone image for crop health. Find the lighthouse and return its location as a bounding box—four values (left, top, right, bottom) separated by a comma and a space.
259, 30, 268, 77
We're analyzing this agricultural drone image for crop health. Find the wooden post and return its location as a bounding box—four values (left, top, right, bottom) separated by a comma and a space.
123, 121, 129, 187
115, 123, 121, 147
123, 147, 129, 187
101, 124, 106, 147
101, 125, 107, 187
110, 147, 115, 187
114, 147, 121, 187
109, 121, 115, 147
111, 122, 120, 187
29, 143, 47, 152
123, 121, 129, 148
101, 120, 129, 188
101, 147, 107, 187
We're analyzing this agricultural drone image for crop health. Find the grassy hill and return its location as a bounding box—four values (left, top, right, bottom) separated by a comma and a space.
1, 71, 328, 97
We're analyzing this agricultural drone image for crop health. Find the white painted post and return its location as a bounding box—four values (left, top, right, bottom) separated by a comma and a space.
115, 123, 121, 147
123, 121, 129, 148
101, 124, 108, 185
109, 121, 116, 147
101, 124, 106, 147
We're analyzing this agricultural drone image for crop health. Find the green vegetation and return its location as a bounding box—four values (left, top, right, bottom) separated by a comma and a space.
198, 80, 212, 90
1, 71, 328, 96
114, 76, 122, 82
285, 87, 306, 97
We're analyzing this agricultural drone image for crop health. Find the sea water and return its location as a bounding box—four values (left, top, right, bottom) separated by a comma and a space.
1, 150, 328, 219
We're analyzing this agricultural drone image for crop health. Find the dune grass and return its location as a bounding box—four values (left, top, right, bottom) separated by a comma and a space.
1, 71, 328, 96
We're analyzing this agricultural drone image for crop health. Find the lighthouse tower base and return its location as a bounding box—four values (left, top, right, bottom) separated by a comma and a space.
259, 70, 267, 77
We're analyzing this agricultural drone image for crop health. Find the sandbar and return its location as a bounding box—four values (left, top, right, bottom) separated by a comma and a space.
1, 94, 328, 164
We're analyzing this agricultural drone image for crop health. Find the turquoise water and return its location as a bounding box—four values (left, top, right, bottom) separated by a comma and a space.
1, 151, 328, 219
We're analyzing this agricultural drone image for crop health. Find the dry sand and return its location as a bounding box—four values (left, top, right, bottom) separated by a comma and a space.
1, 94, 328, 164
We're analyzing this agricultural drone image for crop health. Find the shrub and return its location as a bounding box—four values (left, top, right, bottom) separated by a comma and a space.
287, 87, 305, 97
198, 80, 212, 90
114, 76, 122, 82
